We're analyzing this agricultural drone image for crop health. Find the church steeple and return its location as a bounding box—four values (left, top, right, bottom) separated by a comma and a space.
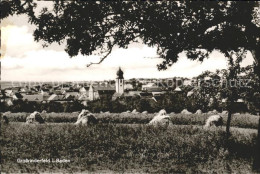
116, 67, 124, 94
116, 67, 124, 79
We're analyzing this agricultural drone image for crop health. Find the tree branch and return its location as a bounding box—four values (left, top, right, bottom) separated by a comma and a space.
86, 45, 114, 67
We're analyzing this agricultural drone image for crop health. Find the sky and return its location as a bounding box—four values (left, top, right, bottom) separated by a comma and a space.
0, 2, 255, 82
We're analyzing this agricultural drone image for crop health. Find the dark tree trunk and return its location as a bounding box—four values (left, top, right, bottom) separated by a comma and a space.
251, 48, 260, 171
226, 100, 233, 139
226, 111, 232, 138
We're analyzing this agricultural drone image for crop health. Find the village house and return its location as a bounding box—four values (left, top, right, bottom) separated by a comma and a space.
8, 87, 20, 93
19, 87, 30, 94
47, 94, 66, 102
141, 82, 157, 91
124, 83, 133, 91
0, 90, 13, 106
4, 89, 14, 97
183, 79, 193, 86
79, 86, 89, 94
22, 94, 44, 102
121, 91, 142, 99
12, 93, 23, 100
66, 90, 80, 97
174, 87, 182, 92
89, 85, 116, 101
41, 88, 50, 95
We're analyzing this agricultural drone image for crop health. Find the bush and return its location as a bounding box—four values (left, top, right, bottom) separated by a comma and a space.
1, 100, 86, 113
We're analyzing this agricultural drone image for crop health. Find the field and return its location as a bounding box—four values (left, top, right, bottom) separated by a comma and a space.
4, 112, 260, 129
1, 112, 259, 173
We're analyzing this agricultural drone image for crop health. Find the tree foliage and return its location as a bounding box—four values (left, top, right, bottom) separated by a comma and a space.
1, 1, 259, 69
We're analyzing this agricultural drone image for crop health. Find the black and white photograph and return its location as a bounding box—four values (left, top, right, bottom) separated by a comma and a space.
0, 1, 260, 173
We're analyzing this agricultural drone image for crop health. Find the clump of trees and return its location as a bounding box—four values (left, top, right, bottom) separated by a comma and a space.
0, 100, 85, 113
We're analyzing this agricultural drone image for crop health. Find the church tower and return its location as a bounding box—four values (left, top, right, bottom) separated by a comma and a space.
116, 67, 124, 94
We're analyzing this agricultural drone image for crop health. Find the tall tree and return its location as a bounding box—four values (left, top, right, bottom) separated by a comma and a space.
1, 0, 260, 170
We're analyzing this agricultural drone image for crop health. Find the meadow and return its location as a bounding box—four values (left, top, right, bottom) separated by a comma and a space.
1, 112, 259, 173
4, 112, 260, 129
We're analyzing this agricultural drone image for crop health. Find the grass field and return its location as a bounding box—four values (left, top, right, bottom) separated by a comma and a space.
4, 112, 260, 129
1, 112, 259, 173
